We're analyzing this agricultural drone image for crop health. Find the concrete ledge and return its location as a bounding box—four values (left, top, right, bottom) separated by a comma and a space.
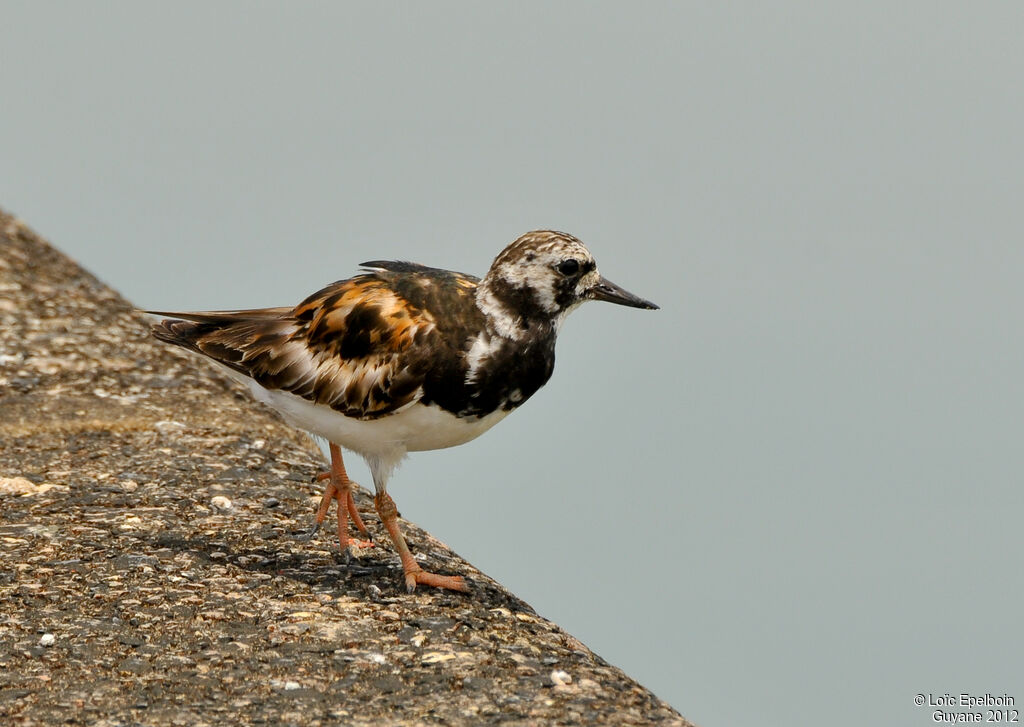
0, 208, 693, 726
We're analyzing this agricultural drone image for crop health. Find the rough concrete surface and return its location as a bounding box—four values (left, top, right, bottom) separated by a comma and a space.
0, 209, 692, 726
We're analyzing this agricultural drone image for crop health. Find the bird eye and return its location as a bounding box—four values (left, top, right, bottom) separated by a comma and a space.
557, 259, 581, 276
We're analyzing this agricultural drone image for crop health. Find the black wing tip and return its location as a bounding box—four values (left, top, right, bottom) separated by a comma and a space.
360, 260, 428, 273
359, 261, 481, 286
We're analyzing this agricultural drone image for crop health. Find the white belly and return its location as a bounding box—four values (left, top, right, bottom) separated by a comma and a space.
244, 378, 510, 458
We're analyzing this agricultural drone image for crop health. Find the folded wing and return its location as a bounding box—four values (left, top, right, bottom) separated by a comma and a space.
150, 275, 443, 419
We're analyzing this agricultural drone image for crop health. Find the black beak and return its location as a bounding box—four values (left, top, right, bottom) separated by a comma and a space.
588, 276, 659, 310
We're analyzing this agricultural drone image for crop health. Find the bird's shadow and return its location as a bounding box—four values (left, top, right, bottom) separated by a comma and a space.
134, 530, 537, 616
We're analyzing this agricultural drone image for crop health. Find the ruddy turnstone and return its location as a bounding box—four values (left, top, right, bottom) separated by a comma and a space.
150, 230, 657, 592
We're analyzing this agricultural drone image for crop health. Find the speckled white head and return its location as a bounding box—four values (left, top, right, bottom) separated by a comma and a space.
476, 230, 657, 338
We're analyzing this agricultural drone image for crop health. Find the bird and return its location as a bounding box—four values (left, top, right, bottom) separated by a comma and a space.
149, 230, 658, 592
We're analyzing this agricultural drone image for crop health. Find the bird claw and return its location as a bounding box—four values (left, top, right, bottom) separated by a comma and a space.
294, 520, 321, 541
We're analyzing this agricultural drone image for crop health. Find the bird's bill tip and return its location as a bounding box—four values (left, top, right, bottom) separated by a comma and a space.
588, 276, 659, 310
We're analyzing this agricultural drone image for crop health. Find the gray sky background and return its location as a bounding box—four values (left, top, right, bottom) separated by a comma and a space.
3, 3, 1022, 725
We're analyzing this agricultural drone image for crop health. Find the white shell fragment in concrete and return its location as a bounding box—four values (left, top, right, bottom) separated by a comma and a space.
550, 669, 572, 686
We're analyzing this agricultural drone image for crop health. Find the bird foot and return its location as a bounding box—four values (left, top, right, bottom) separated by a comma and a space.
319, 472, 371, 535
403, 568, 469, 593
296, 520, 375, 548
309, 456, 373, 545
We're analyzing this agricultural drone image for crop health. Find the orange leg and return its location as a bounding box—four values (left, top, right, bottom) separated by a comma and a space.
300, 443, 373, 551
374, 491, 468, 593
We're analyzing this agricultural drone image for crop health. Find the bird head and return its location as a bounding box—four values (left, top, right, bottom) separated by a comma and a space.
477, 230, 658, 337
